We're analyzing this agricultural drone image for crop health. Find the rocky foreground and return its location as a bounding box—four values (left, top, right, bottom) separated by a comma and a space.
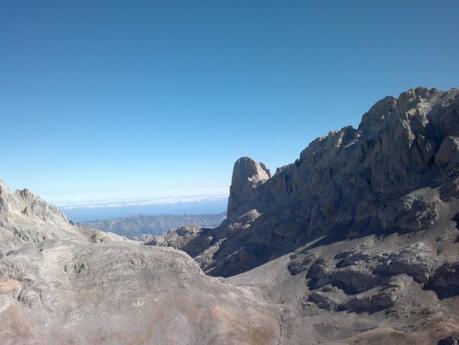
0, 182, 279, 345
1, 87, 459, 344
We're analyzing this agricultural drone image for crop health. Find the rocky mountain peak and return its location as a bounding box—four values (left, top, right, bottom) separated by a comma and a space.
227, 156, 271, 218
0, 184, 281, 345
162, 87, 459, 278
0, 179, 10, 194
359, 87, 459, 138
0, 180, 75, 249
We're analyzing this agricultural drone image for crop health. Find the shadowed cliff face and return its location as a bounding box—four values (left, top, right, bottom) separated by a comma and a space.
162, 87, 459, 277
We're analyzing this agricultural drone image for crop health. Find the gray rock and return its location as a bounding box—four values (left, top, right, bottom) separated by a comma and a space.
335, 250, 372, 268
307, 285, 346, 311
146, 225, 203, 248
379, 191, 440, 233
306, 242, 440, 299
178, 88, 459, 277
288, 251, 317, 275
375, 242, 440, 283
426, 261, 459, 299
341, 289, 397, 313
435, 136, 459, 166
307, 258, 384, 294
227, 157, 270, 219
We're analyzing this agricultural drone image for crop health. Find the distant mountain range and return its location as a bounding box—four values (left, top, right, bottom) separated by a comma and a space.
81, 212, 226, 238
60, 195, 228, 222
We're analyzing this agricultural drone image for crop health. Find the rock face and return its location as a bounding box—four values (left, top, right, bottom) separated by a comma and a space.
166, 87, 459, 277
227, 157, 270, 219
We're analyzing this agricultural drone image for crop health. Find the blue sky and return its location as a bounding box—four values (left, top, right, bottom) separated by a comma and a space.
1, 1, 458, 204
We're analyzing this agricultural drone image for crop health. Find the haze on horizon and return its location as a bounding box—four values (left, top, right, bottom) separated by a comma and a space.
1, 1, 458, 205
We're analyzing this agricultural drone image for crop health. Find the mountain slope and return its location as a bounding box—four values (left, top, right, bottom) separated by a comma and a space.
0, 181, 280, 345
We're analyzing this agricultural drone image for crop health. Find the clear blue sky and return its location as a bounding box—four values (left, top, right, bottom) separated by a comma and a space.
1, 1, 458, 204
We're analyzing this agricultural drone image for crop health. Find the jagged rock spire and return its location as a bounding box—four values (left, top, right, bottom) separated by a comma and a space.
227, 157, 270, 218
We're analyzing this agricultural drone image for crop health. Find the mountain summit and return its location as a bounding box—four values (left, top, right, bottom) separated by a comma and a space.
167, 87, 459, 277
227, 156, 271, 218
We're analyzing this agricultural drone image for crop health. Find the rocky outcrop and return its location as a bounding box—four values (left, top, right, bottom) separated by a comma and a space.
378, 190, 440, 233
227, 157, 270, 219
435, 136, 459, 166
0, 181, 84, 252
307, 256, 385, 294
287, 251, 317, 275
146, 225, 204, 252
307, 285, 346, 311
375, 242, 440, 283
305, 242, 440, 295
299, 240, 449, 315
0, 181, 69, 226
426, 261, 459, 299
343, 289, 397, 313
170, 87, 459, 277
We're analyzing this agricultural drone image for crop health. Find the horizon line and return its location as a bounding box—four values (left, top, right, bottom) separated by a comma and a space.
57, 194, 229, 210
